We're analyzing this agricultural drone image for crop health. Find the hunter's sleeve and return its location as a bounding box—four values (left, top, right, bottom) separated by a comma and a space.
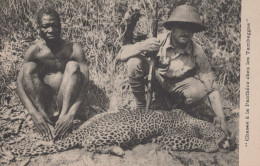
117, 43, 144, 62
194, 43, 218, 92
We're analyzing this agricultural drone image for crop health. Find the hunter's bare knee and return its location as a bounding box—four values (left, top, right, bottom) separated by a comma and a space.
65, 61, 80, 74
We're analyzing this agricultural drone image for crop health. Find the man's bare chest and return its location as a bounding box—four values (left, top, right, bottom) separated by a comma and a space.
36, 47, 72, 73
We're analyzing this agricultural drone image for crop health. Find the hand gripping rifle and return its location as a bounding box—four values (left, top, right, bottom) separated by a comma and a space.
146, 3, 158, 111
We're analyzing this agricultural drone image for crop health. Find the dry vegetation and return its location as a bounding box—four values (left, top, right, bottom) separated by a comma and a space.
0, 0, 240, 165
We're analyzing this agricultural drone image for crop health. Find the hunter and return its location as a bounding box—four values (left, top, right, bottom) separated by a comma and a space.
17, 7, 89, 141
117, 5, 230, 136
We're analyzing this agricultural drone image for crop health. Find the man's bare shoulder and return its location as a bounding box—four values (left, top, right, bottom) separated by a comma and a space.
24, 40, 46, 61
71, 43, 85, 60
60, 40, 81, 55
26, 40, 47, 52
32, 40, 48, 49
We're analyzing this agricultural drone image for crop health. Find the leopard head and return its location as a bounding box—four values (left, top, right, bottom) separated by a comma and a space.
217, 136, 237, 152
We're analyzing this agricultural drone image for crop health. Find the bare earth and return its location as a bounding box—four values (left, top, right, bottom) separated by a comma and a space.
8, 142, 239, 166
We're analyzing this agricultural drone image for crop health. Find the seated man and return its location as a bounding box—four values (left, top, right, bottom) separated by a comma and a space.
17, 7, 89, 141
117, 5, 229, 136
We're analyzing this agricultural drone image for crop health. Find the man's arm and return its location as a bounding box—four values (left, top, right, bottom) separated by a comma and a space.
117, 37, 161, 62
195, 45, 229, 136
17, 46, 37, 115
17, 45, 53, 140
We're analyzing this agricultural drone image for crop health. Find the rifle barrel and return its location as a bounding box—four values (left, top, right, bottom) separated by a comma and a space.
146, 2, 158, 112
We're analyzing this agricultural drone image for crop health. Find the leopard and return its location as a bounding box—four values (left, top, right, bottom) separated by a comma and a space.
2, 109, 234, 158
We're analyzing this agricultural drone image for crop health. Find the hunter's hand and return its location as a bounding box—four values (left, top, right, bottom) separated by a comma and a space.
140, 37, 160, 53
54, 114, 74, 140
214, 117, 230, 137
31, 111, 53, 141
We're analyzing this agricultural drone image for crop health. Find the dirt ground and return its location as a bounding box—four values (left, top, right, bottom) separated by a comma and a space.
7, 142, 239, 166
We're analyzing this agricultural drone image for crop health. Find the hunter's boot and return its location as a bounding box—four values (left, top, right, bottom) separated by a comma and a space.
129, 77, 146, 109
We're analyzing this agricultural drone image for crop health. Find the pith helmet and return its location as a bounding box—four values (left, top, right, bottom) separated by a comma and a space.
163, 5, 206, 32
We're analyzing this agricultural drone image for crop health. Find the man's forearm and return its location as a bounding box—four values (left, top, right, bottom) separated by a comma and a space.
17, 70, 38, 115
117, 42, 144, 62
209, 90, 231, 136
208, 90, 225, 120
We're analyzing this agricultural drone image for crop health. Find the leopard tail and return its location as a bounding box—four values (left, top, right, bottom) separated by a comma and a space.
8, 133, 82, 157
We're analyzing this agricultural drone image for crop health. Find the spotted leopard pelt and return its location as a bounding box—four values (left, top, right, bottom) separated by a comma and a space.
5, 109, 230, 157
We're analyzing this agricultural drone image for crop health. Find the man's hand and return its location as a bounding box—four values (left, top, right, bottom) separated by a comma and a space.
54, 114, 74, 140
214, 117, 230, 137
140, 37, 160, 53
31, 111, 53, 141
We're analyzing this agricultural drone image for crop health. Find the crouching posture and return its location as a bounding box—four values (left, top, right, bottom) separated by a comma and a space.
117, 5, 229, 136
17, 7, 89, 141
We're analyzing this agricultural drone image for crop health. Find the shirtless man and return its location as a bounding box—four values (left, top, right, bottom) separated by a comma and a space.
17, 7, 89, 141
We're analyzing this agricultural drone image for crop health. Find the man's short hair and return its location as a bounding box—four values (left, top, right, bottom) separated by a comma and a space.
36, 7, 60, 26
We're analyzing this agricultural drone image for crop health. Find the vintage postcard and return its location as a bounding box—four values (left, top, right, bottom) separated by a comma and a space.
0, 0, 259, 165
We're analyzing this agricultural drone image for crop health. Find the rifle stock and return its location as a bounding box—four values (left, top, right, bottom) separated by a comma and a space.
146, 2, 158, 111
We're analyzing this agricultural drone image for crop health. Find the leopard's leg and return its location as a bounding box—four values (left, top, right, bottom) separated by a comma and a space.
156, 134, 219, 153
94, 145, 125, 157
82, 122, 133, 157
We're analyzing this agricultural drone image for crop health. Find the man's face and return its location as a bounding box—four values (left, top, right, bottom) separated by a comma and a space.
170, 24, 194, 46
39, 14, 61, 41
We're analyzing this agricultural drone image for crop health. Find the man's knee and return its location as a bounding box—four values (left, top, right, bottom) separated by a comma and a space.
179, 78, 208, 105
127, 57, 148, 78
65, 61, 80, 74
23, 62, 38, 76
182, 85, 207, 105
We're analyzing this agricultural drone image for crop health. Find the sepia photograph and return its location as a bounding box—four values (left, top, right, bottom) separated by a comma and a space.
0, 0, 255, 165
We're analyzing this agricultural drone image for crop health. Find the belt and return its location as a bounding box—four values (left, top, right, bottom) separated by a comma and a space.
155, 68, 197, 87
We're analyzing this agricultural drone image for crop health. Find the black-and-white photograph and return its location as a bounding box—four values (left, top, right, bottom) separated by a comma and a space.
0, 0, 245, 165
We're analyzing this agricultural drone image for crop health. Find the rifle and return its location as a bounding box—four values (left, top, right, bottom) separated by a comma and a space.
146, 2, 158, 111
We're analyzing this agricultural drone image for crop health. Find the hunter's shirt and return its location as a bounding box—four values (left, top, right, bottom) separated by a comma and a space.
156, 32, 218, 92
